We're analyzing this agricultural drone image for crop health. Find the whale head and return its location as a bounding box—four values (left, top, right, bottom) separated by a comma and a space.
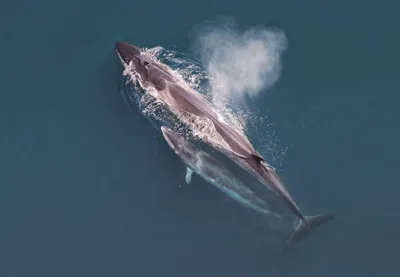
116, 41, 175, 89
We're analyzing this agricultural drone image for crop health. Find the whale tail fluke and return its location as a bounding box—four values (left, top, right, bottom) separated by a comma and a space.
286, 214, 335, 246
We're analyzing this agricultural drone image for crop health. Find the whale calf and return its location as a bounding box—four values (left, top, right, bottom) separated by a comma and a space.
161, 126, 278, 218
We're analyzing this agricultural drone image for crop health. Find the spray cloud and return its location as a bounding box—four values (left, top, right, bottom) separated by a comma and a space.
190, 17, 287, 108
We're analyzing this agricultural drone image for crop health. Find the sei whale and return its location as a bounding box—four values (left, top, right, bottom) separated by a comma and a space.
115, 41, 334, 236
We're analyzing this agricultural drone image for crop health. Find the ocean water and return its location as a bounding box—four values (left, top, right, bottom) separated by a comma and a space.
0, 0, 399, 276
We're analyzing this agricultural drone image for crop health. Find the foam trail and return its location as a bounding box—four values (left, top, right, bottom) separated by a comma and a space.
190, 17, 287, 109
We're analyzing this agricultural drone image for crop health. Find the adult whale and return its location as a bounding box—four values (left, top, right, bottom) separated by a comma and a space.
115, 41, 331, 227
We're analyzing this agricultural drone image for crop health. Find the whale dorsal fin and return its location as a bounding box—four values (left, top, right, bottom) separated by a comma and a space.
251, 153, 265, 162
226, 151, 265, 162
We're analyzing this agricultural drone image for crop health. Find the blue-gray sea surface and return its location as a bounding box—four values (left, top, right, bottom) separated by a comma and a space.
0, 0, 399, 276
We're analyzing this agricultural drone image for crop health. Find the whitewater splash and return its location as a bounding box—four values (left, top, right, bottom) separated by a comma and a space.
120, 46, 287, 166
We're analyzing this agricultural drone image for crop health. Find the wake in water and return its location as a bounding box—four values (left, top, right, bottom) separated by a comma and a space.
121, 46, 287, 167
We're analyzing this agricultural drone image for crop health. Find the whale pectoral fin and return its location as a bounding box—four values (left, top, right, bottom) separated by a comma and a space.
185, 167, 194, 184
286, 214, 335, 246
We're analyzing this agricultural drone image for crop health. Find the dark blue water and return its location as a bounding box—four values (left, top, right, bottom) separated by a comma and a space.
1, 0, 399, 276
